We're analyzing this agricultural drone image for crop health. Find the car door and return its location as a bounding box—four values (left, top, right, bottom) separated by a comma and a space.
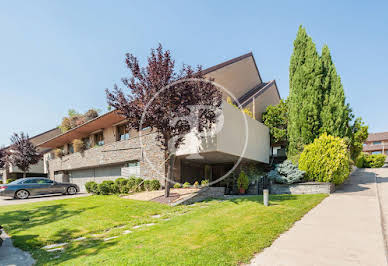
35, 179, 53, 195
49, 180, 66, 194
21, 179, 42, 196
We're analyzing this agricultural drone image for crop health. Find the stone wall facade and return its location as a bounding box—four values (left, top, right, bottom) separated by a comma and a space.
270, 182, 335, 195
47, 132, 166, 183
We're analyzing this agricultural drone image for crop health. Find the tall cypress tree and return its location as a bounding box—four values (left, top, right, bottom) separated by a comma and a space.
320, 45, 350, 138
288, 26, 323, 157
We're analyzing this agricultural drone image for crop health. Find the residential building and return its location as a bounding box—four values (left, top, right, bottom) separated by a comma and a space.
363, 132, 388, 160
1, 127, 62, 183
38, 52, 281, 191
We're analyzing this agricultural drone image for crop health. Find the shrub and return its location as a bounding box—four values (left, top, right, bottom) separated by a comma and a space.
144, 180, 152, 191
173, 183, 182, 188
134, 178, 144, 192
193, 181, 200, 188
150, 180, 161, 190
183, 182, 191, 188
54, 148, 63, 159
356, 153, 386, 168
127, 177, 136, 190
73, 139, 85, 152
98, 182, 112, 195
85, 181, 98, 193
201, 179, 209, 187
299, 133, 350, 185
268, 160, 305, 184
237, 171, 249, 190
110, 183, 120, 194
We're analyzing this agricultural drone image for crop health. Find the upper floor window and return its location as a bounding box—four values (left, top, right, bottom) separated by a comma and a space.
82, 137, 91, 149
68, 143, 74, 154
117, 124, 130, 141
373, 141, 382, 145
95, 132, 104, 146
372, 151, 382, 155
142, 126, 151, 131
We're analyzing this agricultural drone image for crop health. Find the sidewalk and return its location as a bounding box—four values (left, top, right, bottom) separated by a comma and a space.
248, 168, 388, 266
0, 229, 35, 266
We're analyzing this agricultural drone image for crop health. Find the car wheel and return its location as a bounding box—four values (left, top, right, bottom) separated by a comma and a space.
15, 189, 29, 199
67, 186, 77, 195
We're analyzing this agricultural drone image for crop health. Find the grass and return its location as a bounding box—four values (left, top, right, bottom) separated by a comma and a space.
0, 194, 327, 265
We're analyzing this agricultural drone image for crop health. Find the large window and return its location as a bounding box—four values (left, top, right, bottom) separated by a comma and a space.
372, 151, 382, 155
68, 143, 74, 154
95, 132, 104, 146
373, 141, 382, 145
117, 124, 130, 141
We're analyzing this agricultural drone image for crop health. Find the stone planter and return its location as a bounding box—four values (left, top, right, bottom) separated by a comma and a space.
270, 182, 335, 195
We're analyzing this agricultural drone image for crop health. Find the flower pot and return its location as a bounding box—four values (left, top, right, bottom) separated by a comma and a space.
239, 188, 246, 194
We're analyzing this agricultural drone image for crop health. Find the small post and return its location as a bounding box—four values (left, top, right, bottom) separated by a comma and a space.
263, 189, 269, 206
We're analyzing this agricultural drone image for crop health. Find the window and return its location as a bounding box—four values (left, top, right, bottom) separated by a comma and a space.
82, 137, 91, 149
23, 179, 39, 184
117, 124, 130, 141
372, 151, 382, 155
142, 126, 151, 131
125, 161, 139, 167
37, 179, 53, 184
68, 143, 74, 154
95, 132, 104, 146
373, 141, 382, 145
385, 150, 388, 155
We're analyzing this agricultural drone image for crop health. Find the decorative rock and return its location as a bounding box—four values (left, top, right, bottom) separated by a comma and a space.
123, 230, 132, 235
132, 225, 142, 229
72, 237, 86, 242
103, 236, 118, 241
46, 248, 64, 252
43, 243, 67, 250
144, 223, 155, 227
151, 214, 161, 218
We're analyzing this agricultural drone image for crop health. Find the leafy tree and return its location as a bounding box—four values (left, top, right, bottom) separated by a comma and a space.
0, 147, 9, 169
8, 133, 42, 178
288, 26, 323, 157
59, 109, 100, 132
106, 44, 222, 197
348, 117, 368, 160
263, 99, 288, 144
320, 45, 351, 138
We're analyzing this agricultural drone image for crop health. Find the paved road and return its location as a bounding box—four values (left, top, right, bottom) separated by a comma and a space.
0, 193, 90, 206
249, 168, 388, 266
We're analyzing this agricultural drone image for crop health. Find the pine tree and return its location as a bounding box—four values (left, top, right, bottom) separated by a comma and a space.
320, 45, 350, 138
288, 26, 323, 157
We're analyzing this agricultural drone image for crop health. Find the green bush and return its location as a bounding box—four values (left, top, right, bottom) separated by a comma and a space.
98, 181, 112, 195
193, 181, 199, 188
237, 171, 249, 190
115, 177, 126, 186
183, 182, 191, 188
201, 179, 209, 187
173, 183, 182, 188
356, 153, 386, 168
144, 180, 152, 191
299, 133, 350, 185
150, 180, 160, 190
134, 178, 144, 192
127, 177, 136, 190
110, 183, 120, 194
6, 179, 16, 184
85, 181, 98, 193
268, 160, 305, 184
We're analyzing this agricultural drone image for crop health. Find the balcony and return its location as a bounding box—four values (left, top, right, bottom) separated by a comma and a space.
176, 101, 270, 164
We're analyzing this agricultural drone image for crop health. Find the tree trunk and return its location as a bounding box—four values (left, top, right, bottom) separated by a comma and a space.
165, 153, 176, 198
23, 171, 26, 179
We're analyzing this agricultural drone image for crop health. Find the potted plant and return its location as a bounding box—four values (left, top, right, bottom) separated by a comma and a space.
73, 139, 85, 153
54, 148, 63, 159
237, 171, 249, 194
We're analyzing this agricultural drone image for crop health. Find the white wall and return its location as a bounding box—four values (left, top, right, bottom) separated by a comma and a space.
176, 101, 270, 164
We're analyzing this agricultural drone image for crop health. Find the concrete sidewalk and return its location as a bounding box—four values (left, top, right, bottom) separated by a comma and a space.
0, 229, 35, 266
249, 168, 388, 266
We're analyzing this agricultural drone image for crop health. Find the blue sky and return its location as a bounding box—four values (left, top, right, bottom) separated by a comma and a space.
0, 0, 387, 145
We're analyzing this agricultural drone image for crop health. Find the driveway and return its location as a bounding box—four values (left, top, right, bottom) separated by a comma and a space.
249, 168, 388, 266
0, 193, 90, 206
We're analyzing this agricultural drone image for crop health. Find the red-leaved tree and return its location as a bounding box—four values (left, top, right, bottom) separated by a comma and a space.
8, 132, 42, 178
106, 44, 222, 197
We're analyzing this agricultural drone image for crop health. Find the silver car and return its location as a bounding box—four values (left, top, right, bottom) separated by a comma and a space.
0, 177, 80, 199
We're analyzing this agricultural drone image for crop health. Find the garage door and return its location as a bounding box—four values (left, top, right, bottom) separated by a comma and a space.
69, 165, 123, 192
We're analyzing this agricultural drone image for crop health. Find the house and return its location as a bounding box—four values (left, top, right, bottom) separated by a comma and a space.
1, 127, 62, 183
38, 52, 281, 191
363, 132, 388, 160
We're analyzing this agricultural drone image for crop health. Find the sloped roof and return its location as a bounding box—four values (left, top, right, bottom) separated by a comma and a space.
366, 132, 388, 142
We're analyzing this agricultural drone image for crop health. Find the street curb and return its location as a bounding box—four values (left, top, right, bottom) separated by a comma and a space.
374, 172, 388, 265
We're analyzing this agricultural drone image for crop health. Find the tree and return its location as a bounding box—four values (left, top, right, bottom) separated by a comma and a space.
320, 45, 350, 138
8, 132, 42, 178
348, 117, 368, 161
288, 26, 323, 157
262, 99, 288, 144
59, 109, 100, 132
106, 44, 222, 197
0, 147, 9, 169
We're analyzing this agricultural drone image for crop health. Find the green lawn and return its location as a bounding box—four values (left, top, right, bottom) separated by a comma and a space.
0, 194, 327, 265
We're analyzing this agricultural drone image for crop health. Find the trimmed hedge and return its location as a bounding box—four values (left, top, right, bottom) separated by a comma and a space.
84, 177, 161, 195
356, 153, 386, 168
299, 133, 350, 185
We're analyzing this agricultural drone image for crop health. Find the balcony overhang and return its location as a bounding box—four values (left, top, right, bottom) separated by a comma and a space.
39, 110, 126, 148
